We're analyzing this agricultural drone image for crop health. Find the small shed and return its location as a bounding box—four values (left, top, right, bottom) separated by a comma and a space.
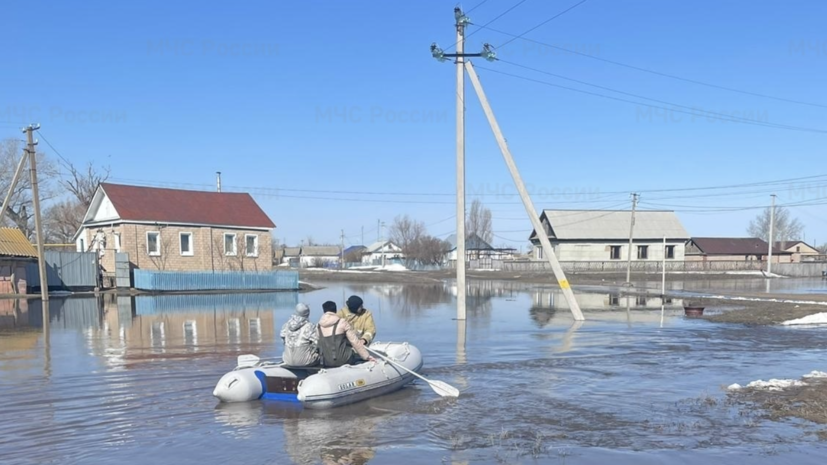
0, 228, 39, 294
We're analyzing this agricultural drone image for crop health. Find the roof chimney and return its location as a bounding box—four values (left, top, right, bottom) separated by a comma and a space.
216, 171, 222, 192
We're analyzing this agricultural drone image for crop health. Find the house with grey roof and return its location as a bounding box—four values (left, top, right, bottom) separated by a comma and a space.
280, 245, 341, 268
528, 210, 690, 262
361, 240, 404, 265
445, 233, 517, 266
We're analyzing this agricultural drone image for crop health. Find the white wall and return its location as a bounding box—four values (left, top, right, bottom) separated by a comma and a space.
535, 241, 686, 261
92, 195, 119, 222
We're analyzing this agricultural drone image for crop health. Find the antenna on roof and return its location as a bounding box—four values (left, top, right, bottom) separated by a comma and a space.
216, 171, 222, 192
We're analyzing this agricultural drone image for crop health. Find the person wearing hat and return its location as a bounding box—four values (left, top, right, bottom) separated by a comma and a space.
337, 295, 377, 346
317, 300, 374, 367
279, 303, 320, 367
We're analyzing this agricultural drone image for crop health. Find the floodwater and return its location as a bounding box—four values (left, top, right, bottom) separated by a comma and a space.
645, 276, 827, 296
2, 281, 827, 465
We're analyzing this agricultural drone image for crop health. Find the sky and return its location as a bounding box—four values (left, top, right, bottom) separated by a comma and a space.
2, 0, 827, 250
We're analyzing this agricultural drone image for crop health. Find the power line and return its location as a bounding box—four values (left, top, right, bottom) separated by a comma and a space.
448, 0, 529, 51
497, 0, 591, 50
465, 0, 491, 14
474, 64, 827, 134
476, 24, 827, 109
495, 58, 823, 131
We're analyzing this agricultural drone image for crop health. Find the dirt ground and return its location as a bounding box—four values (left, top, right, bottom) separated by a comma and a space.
727, 377, 827, 436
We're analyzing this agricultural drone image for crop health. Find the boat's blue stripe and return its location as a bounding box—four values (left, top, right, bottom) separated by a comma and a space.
261, 392, 300, 403
254, 370, 267, 400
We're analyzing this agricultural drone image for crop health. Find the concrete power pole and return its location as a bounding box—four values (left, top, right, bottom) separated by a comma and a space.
463, 61, 584, 321
340, 229, 345, 270
768, 194, 776, 275
625, 193, 639, 286
454, 7, 468, 321
216, 171, 222, 192
24, 124, 49, 301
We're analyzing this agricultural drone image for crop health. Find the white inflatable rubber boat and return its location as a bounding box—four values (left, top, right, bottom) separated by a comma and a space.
213, 341, 423, 409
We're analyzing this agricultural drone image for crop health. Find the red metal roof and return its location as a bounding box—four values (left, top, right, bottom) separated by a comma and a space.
99, 183, 275, 229
689, 237, 789, 255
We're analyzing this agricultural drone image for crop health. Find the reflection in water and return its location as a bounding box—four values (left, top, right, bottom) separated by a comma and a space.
5, 281, 827, 464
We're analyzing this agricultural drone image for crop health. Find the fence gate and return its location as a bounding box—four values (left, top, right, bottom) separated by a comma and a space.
115, 253, 132, 288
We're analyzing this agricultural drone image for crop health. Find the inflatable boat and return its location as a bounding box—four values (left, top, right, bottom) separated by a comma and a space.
212, 341, 423, 409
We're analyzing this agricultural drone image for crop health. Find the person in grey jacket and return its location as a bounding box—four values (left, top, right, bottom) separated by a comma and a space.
280, 303, 320, 367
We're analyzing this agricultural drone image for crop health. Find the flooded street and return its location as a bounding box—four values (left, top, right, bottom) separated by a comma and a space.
2, 281, 827, 464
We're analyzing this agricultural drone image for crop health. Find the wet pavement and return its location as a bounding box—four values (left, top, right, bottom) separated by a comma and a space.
1, 281, 827, 464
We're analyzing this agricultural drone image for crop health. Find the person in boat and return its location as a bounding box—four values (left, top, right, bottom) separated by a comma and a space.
318, 300, 375, 367
280, 303, 320, 367
337, 295, 377, 346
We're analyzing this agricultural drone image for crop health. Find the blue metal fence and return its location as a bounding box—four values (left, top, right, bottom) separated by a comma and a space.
134, 292, 298, 315
26, 251, 99, 290
132, 270, 299, 292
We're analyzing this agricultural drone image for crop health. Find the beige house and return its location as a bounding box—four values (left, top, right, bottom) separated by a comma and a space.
74, 183, 275, 274
774, 241, 820, 262
529, 210, 690, 262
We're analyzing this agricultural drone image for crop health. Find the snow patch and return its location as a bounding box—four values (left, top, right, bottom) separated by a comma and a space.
378, 264, 408, 272
781, 312, 827, 326
728, 370, 826, 392
803, 370, 827, 378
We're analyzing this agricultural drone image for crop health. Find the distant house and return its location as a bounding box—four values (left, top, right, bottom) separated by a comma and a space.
685, 237, 791, 262
445, 233, 516, 265
361, 240, 404, 265
73, 183, 276, 273
0, 227, 38, 294
342, 245, 367, 263
282, 246, 341, 268
529, 210, 690, 262
774, 241, 820, 263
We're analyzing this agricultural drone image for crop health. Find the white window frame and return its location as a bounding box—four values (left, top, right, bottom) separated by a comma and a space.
224, 233, 237, 256
184, 320, 197, 345
114, 232, 121, 252
146, 231, 161, 256
179, 232, 194, 256
245, 234, 259, 257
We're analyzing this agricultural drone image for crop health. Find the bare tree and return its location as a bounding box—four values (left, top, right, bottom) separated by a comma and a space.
1, 138, 58, 238
407, 236, 450, 266
747, 206, 804, 244
59, 159, 111, 206
44, 200, 86, 244
388, 214, 426, 255
467, 199, 493, 244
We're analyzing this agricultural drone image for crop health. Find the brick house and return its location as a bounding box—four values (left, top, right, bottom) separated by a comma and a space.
73, 183, 275, 274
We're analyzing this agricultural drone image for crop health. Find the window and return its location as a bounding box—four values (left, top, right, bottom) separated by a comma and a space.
180, 232, 193, 256
796, 246, 801, 252
610, 246, 621, 260
228, 318, 240, 344
147, 231, 161, 256
609, 294, 619, 306
114, 233, 121, 252
184, 320, 197, 345
224, 233, 237, 256
245, 234, 259, 257
636, 296, 647, 306
249, 318, 261, 342
637, 245, 648, 259
665, 245, 675, 259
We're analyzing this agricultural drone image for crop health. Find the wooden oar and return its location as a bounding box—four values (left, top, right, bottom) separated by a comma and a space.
366, 347, 459, 398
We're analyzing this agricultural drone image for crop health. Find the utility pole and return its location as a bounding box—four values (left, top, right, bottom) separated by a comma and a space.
361, 226, 364, 246
463, 61, 584, 321
377, 219, 380, 242
216, 172, 222, 192
625, 193, 639, 286
454, 7, 468, 321
768, 194, 776, 275
25, 124, 49, 301
0, 152, 28, 225
340, 229, 345, 270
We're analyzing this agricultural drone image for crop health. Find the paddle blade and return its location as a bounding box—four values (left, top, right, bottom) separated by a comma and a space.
429, 380, 460, 398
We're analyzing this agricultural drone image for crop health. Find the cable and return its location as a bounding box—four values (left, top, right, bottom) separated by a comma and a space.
35, 131, 74, 166
474, 64, 827, 134
495, 58, 819, 130
465, 0, 492, 14
447, 0, 529, 51
477, 24, 827, 109
497, 0, 591, 50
